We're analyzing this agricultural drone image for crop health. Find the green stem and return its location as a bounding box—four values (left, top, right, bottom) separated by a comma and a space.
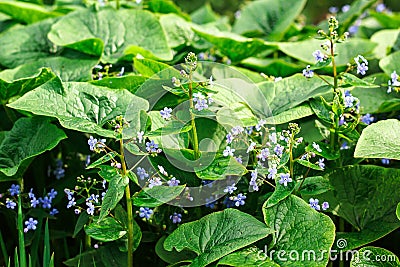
289, 138, 294, 180
17, 192, 26, 267
330, 39, 338, 90
116, 0, 120, 9
329, 38, 339, 152
188, 72, 200, 159
120, 139, 134, 267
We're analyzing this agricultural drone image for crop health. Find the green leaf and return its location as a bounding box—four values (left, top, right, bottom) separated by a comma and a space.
370, 29, 400, 59
354, 119, 400, 160
133, 185, 186, 207
397, 203, 400, 221
146, 120, 192, 137
341, 73, 379, 88
0, 1, 61, 24
90, 75, 147, 94
0, 117, 66, 177
73, 212, 89, 238
259, 74, 333, 115
7, 76, 149, 138
124, 143, 147, 156
194, 156, 247, 180
319, 165, 400, 249
232, 0, 307, 41
263, 195, 335, 267
264, 179, 296, 209
85, 217, 126, 242
350, 246, 400, 267
146, 0, 189, 20
164, 209, 273, 267
156, 236, 196, 265
114, 206, 142, 253
370, 11, 400, 29
379, 50, 400, 76
192, 26, 277, 62
217, 247, 280, 267
0, 18, 57, 68
295, 159, 324, 171
241, 57, 303, 78
98, 169, 129, 221
0, 56, 98, 82
86, 152, 118, 169
191, 3, 219, 25
0, 68, 55, 104
48, 8, 172, 62
336, 0, 377, 35
298, 176, 332, 195
279, 38, 376, 66
133, 57, 171, 77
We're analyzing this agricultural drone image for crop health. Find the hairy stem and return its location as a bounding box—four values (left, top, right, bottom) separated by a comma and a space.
120, 139, 134, 267
188, 72, 200, 159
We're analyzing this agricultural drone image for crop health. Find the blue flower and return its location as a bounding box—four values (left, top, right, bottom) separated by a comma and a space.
193, 93, 209, 111
170, 212, 182, 224
257, 148, 269, 161
322, 202, 329, 211
9, 184, 20, 196
64, 188, 74, 200
145, 140, 160, 153
53, 167, 65, 180
28, 188, 35, 199
340, 141, 350, 150
382, 158, 390, 165
231, 126, 244, 136
232, 193, 246, 207
255, 119, 266, 131
328, 6, 338, 13
312, 142, 322, 152
226, 133, 233, 144
302, 65, 314, 78
317, 158, 325, 170
312, 50, 325, 62
167, 177, 180, 187
278, 173, 292, 186
139, 207, 153, 219
250, 170, 259, 191
24, 218, 38, 233
309, 198, 321, 211
6, 199, 16, 209
48, 189, 58, 200
224, 184, 237, 194
86, 202, 95, 216
160, 107, 173, 120
67, 198, 76, 209
354, 55, 368, 76
87, 194, 99, 203
376, 3, 386, 12
148, 177, 162, 188
223, 146, 235, 157
205, 196, 216, 209
273, 144, 284, 157
50, 208, 59, 216
341, 4, 350, 12
88, 136, 106, 151
268, 166, 277, 179
39, 196, 52, 209
361, 114, 374, 125
136, 167, 149, 180
31, 197, 40, 208
235, 156, 243, 164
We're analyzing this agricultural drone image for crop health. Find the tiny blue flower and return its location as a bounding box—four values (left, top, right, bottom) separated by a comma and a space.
167, 177, 180, 187
224, 184, 237, 194
31, 197, 40, 208
231, 126, 244, 136
160, 107, 173, 120
87, 194, 99, 203
322, 202, 329, 211
40, 197, 52, 209
9, 184, 20, 196
88, 136, 97, 151
137, 131, 144, 143
257, 148, 269, 161
86, 202, 95, 216
170, 212, 182, 224
145, 140, 160, 153
64, 188, 74, 200
328, 6, 338, 13
226, 133, 233, 144
232, 193, 246, 207
136, 167, 149, 180
317, 158, 325, 170
50, 208, 59, 216
6, 199, 16, 209
269, 132, 277, 144
273, 144, 284, 157
278, 173, 292, 186
340, 141, 350, 150
382, 158, 390, 165
246, 142, 256, 153
344, 95, 355, 108
255, 119, 266, 131
268, 166, 277, 179
356, 62, 368, 75
235, 156, 243, 164
223, 146, 235, 157
312, 142, 322, 152
53, 167, 65, 180
139, 207, 153, 219
309, 198, 321, 211
376, 3, 386, 12
24, 218, 38, 233
312, 50, 325, 62
48, 189, 58, 200
250, 170, 259, 191
302, 65, 314, 78
341, 4, 350, 12
28, 188, 35, 199
148, 177, 162, 188
67, 198, 76, 209
361, 114, 374, 125
205, 196, 216, 209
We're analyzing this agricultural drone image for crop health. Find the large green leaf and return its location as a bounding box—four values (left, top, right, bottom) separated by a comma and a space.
0, 116, 66, 177
0, 56, 98, 82
354, 119, 400, 160
155, 236, 196, 265
98, 167, 129, 221
194, 155, 247, 181
370, 29, 400, 59
263, 195, 335, 267
48, 8, 172, 62
264, 103, 314, 125
0, 1, 61, 24
319, 165, 400, 250
0, 68, 55, 104
279, 38, 376, 66
258, 74, 332, 115
232, 0, 307, 41
192, 26, 277, 62
0, 18, 57, 68
164, 209, 273, 267
217, 247, 280, 267
90, 75, 147, 94
85, 217, 126, 242
133, 185, 186, 207
350, 246, 400, 267
7, 76, 149, 138
379, 50, 400, 76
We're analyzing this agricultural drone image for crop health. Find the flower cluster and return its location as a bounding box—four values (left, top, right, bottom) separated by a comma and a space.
309, 198, 329, 211
387, 71, 400, 93
193, 92, 213, 111
88, 136, 106, 152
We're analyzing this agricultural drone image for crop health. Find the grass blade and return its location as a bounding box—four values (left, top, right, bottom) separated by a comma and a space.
43, 219, 50, 267
17, 194, 27, 267
0, 229, 9, 266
